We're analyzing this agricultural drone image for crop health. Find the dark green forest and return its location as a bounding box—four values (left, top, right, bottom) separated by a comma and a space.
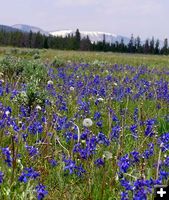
0, 28, 169, 54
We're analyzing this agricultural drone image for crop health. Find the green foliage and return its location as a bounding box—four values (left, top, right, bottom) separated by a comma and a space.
51, 56, 66, 67
0, 55, 47, 82
0, 56, 24, 78
14, 80, 47, 110
26, 80, 47, 108
22, 61, 47, 81
33, 53, 41, 60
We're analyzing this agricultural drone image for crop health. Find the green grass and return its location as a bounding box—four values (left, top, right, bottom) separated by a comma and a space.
1, 47, 169, 67
0, 47, 168, 200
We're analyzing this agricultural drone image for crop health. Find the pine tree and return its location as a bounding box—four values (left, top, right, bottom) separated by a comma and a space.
135, 36, 142, 53
119, 38, 125, 52
44, 37, 49, 49
80, 36, 91, 51
143, 39, 150, 54
149, 37, 155, 54
161, 38, 168, 55
74, 29, 81, 50
154, 39, 160, 54
128, 34, 135, 53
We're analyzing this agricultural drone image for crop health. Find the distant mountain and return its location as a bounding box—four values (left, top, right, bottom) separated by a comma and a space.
12, 24, 49, 36
0, 25, 19, 32
0, 23, 164, 47
50, 30, 130, 44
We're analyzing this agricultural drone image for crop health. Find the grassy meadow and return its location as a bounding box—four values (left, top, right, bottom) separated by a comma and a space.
0, 47, 168, 200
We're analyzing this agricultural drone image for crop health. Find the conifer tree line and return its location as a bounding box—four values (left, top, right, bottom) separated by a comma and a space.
0, 28, 169, 54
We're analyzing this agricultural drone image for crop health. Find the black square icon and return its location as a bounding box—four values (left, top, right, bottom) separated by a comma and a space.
154, 185, 169, 199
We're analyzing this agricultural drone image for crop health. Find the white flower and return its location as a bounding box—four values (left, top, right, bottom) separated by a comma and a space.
115, 174, 119, 181
70, 86, 75, 91
0, 79, 4, 83
5, 110, 10, 116
0, 72, 4, 77
113, 82, 118, 86
83, 118, 93, 127
47, 80, 53, 85
97, 97, 104, 102
103, 151, 112, 160
36, 105, 42, 110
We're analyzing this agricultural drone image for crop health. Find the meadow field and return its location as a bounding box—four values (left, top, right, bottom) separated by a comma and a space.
0, 47, 168, 200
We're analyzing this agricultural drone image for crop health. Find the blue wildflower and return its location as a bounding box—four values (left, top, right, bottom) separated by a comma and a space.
142, 143, 154, 159
159, 170, 169, 180
63, 157, 85, 176
1, 147, 12, 167
94, 158, 105, 167
0, 171, 4, 184
121, 191, 129, 200
145, 119, 155, 137
28, 121, 43, 134
26, 145, 39, 157
96, 120, 103, 127
94, 112, 101, 120
130, 151, 140, 163
49, 159, 57, 167
18, 167, 40, 183
110, 125, 121, 140
97, 132, 110, 146
158, 132, 169, 152
120, 178, 133, 190
36, 184, 48, 200
63, 158, 76, 174
130, 124, 138, 139
118, 154, 130, 173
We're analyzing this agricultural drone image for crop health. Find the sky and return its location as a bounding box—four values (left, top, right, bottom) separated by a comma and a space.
1, 0, 168, 40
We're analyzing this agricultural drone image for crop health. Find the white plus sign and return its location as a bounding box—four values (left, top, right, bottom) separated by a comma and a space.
157, 188, 166, 197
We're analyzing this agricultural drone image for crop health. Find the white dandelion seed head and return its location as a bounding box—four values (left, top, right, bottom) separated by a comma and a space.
36, 105, 42, 110
81, 140, 86, 144
17, 159, 21, 164
97, 97, 104, 102
0, 79, 4, 83
103, 151, 113, 160
47, 80, 53, 85
70, 86, 75, 91
83, 118, 93, 127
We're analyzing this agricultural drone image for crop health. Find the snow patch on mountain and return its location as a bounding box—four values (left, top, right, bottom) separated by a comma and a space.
50, 30, 130, 44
